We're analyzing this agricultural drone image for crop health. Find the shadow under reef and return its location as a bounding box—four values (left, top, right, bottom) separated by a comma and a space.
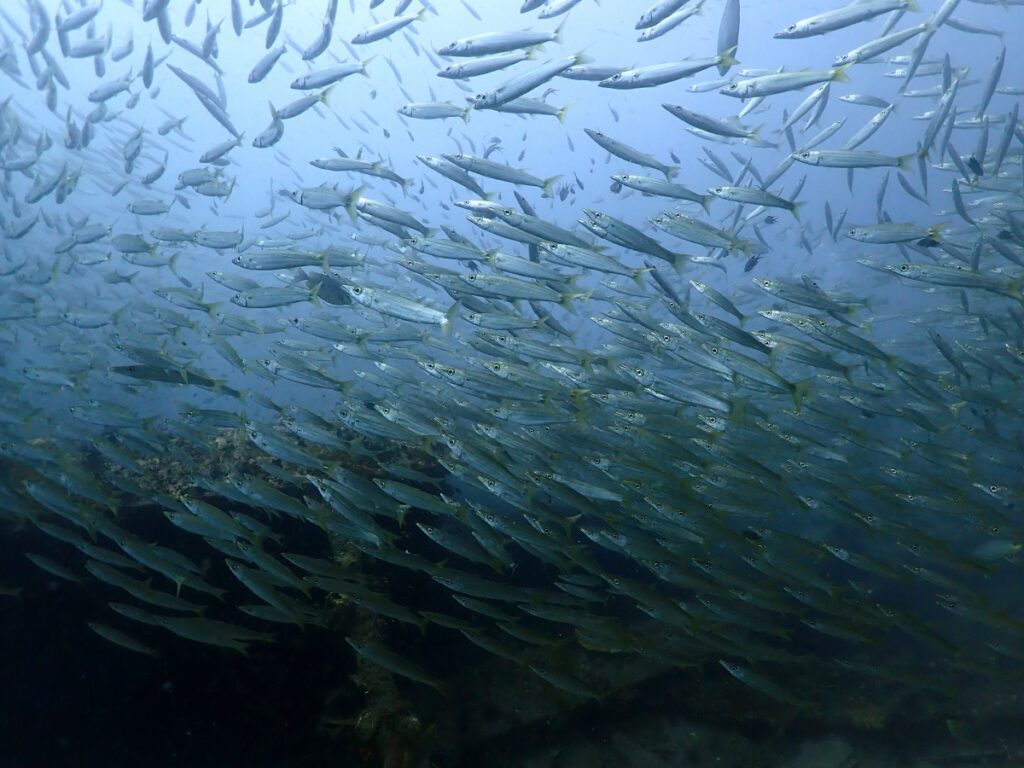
2, 428, 1023, 768
316, 588, 1024, 768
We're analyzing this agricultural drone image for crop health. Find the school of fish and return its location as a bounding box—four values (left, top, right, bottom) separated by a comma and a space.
0, 0, 1023, 708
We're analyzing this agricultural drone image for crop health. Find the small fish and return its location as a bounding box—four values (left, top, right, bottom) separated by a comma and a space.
346, 638, 445, 692
352, 10, 425, 44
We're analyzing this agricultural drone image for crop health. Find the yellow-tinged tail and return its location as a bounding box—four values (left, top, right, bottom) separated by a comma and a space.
442, 300, 461, 336
542, 175, 562, 198
718, 46, 739, 69
791, 377, 814, 408
358, 56, 377, 77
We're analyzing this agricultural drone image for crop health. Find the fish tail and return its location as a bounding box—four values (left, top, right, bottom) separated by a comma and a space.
442, 300, 460, 336
791, 377, 813, 407
948, 400, 968, 419
927, 222, 948, 242
831, 63, 852, 84
1005, 279, 1024, 306
664, 165, 678, 180
556, 102, 571, 124
906, 0, 919, 10
563, 290, 592, 310
699, 195, 712, 214
789, 200, 803, 221
718, 46, 739, 69
631, 267, 653, 289
542, 175, 561, 198
728, 396, 749, 425
553, 14, 569, 45
346, 191, 363, 224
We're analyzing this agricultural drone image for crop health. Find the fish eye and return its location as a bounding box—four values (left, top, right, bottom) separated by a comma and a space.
352, 286, 363, 294
635, 368, 643, 376
610, 74, 622, 81
990, 485, 999, 493
899, 264, 909, 272
785, 24, 796, 32
380, 407, 390, 415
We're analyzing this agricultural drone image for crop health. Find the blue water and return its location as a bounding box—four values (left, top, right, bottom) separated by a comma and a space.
1, 0, 1023, 765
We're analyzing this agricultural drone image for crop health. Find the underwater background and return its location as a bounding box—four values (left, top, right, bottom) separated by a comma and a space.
1, 0, 1023, 765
